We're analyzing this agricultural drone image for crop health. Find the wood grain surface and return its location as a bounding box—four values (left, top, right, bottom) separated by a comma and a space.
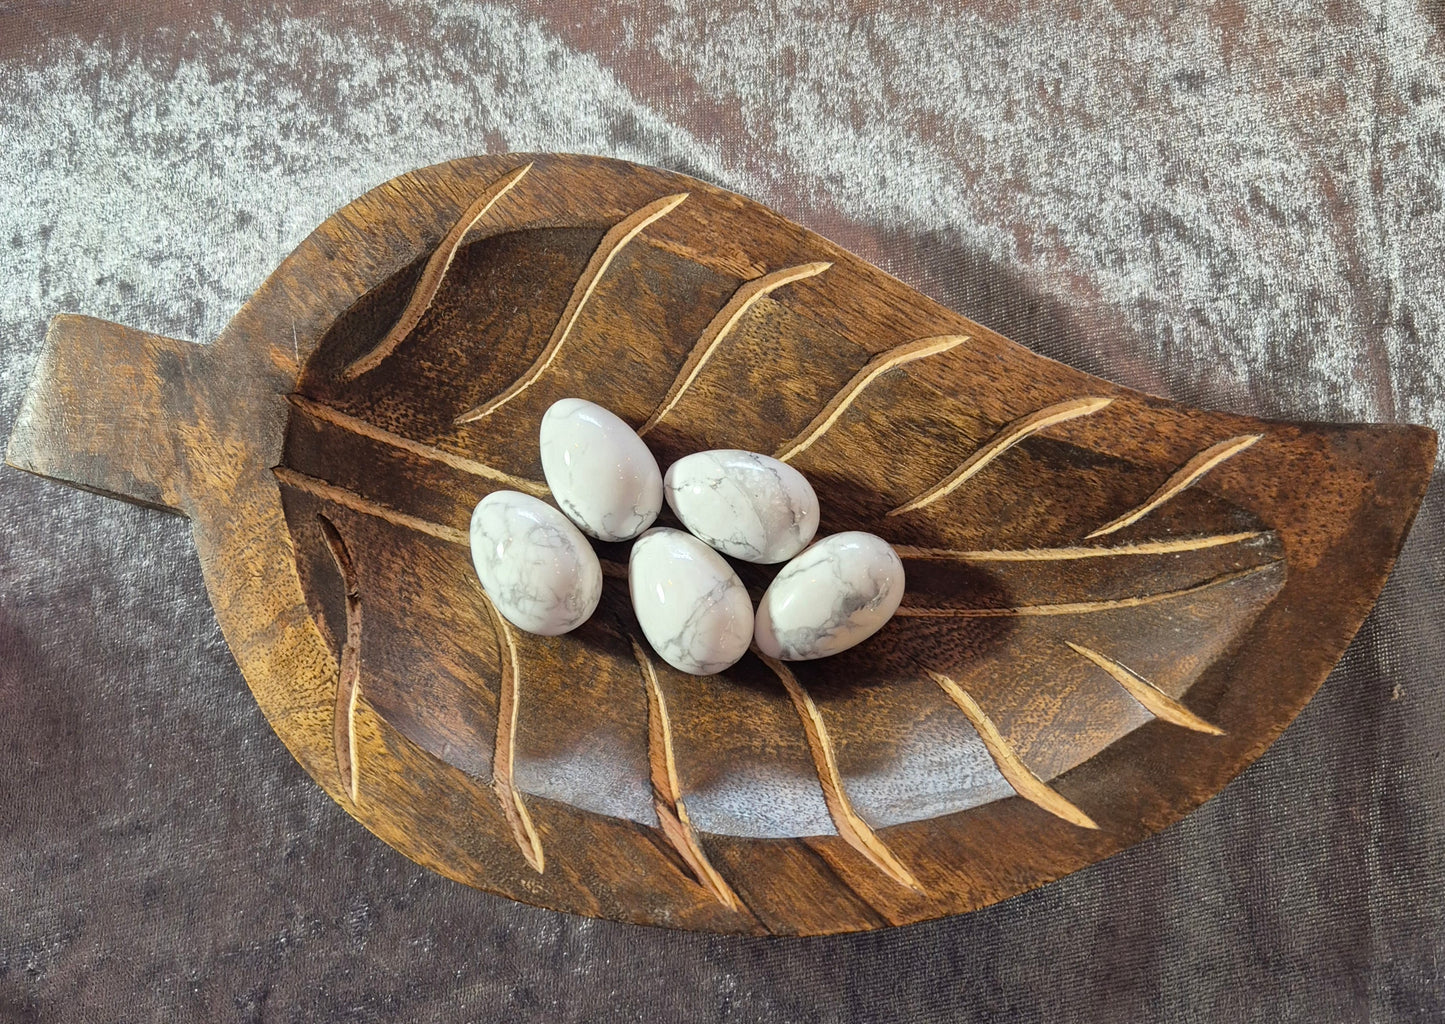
6, 153, 1435, 934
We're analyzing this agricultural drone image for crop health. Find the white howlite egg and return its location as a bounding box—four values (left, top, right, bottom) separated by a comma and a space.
629, 528, 754, 676
754, 532, 905, 661
663, 449, 820, 564
540, 398, 662, 542
469, 490, 602, 636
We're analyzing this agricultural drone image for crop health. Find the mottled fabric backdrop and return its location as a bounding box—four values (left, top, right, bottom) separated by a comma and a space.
1, 2, 1442, 1021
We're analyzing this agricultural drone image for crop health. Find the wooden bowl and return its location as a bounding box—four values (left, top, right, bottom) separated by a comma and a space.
7, 154, 1434, 935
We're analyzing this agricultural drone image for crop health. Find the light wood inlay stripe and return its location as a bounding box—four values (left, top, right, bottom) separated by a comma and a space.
760, 652, 925, 893
926, 670, 1097, 829
1087, 434, 1264, 539
773, 335, 967, 463
454, 192, 689, 424
272, 470, 634, 585
1066, 641, 1224, 735
317, 514, 363, 804
633, 639, 742, 911
273, 467, 470, 547
895, 563, 1277, 618
639, 261, 832, 436
894, 532, 1267, 562
342, 164, 533, 381
888, 396, 1113, 516
346, 677, 363, 804
482, 595, 545, 873
289, 395, 549, 497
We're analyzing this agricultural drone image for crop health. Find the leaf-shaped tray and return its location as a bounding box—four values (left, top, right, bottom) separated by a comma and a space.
7, 154, 1434, 935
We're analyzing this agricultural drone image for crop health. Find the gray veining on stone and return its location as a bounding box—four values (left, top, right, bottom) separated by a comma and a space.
468, 490, 602, 636
754, 531, 905, 661
629, 527, 753, 676
540, 397, 663, 542
663, 449, 819, 564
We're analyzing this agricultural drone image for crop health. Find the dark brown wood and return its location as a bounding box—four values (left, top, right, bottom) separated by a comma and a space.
5, 153, 1435, 935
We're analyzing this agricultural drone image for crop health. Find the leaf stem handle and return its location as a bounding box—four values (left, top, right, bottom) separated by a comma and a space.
6, 314, 210, 516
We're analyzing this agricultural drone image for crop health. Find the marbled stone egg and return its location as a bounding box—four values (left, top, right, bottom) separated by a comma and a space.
469, 490, 602, 636
663, 449, 820, 564
754, 532, 905, 660
629, 528, 754, 676
540, 398, 662, 542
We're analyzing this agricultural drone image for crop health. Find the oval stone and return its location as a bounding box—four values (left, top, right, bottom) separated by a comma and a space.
754, 532, 905, 660
629, 528, 754, 675
469, 490, 602, 636
540, 398, 662, 542
663, 449, 819, 564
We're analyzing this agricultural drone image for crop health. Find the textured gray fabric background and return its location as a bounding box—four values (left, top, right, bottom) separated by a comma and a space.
1, 2, 1442, 1021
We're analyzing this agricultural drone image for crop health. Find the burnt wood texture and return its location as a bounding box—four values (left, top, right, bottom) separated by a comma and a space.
5, 154, 1435, 935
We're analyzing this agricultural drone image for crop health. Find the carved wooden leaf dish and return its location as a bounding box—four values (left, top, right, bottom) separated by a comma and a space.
7, 154, 1434, 935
